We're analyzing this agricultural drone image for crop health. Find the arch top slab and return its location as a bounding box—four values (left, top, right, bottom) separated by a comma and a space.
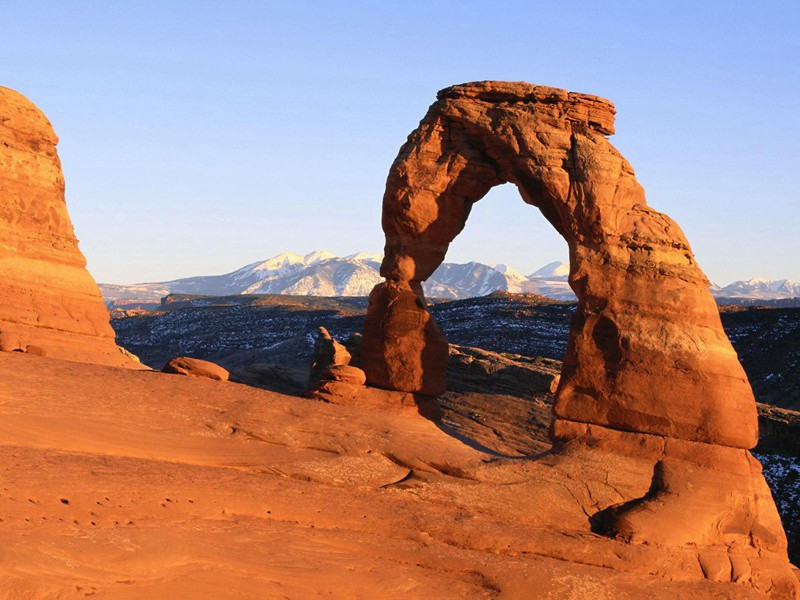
437, 80, 617, 135
361, 80, 757, 451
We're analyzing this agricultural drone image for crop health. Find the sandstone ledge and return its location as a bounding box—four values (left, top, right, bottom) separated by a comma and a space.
2, 351, 797, 598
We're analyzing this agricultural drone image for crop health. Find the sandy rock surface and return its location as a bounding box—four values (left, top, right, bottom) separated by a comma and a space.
0, 352, 796, 598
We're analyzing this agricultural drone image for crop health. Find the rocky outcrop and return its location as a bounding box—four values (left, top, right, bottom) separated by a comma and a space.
162, 356, 229, 381
305, 328, 373, 403
305, 327, 438, 416
360, 81, 797, 596
0, 87, 135, 367
307, 327, 355, 387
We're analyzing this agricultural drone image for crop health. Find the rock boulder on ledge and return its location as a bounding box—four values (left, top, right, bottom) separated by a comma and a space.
163, 356, 229, 381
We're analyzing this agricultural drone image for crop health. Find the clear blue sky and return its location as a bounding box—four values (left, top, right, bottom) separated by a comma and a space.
3, 1, 798, 284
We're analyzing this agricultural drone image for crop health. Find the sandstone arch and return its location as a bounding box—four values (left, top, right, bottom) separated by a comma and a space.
361, 80, 755, 448
360, 82, 795, 590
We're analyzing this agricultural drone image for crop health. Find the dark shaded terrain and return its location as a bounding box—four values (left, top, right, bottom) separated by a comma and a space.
113, 292, 800, 412
111, 294, 368, 370
755, 452, 800, 567
719, 306, 800, 411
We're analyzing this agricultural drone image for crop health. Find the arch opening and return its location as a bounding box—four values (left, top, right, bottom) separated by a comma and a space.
436, 182, 569, 284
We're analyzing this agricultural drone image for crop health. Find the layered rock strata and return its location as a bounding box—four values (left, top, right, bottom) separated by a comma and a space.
0, 87, 133, 366
360, 81, 797, 596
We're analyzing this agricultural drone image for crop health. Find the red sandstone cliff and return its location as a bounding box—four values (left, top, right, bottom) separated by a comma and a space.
0, 87, 138, 367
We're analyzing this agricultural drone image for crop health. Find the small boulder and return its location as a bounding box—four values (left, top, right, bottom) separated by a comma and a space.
162, 357, 229, 381
321, 364, 367, 386
308, 327, 352, 387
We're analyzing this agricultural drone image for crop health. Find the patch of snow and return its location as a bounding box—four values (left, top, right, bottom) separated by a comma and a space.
529, 261, 570, 280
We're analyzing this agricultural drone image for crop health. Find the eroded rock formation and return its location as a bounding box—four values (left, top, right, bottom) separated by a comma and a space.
0, 86, 134, 366
304, 327, 410, 408
307, 326, 362, 387
361, 81, 755, 445
360, 81, 797, 596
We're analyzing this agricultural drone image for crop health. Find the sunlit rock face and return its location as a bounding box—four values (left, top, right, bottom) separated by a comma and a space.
362, 80, 755, 447
0, 87, 134, 367
360, 81, 797, 597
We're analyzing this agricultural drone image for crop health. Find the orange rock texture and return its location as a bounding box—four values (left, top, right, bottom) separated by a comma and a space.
362, 81, 755, 447
162, 356, 230, 381
361, 81, 796, 594
0, 87, 133, 367
6, 350, 795, 599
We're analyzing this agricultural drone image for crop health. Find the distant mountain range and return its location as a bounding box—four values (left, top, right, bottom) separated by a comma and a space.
99, 251, 799, 307
711, 278, 800, 301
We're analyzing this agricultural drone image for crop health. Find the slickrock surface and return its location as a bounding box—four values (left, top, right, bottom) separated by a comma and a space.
0, 87, 134, 367
162, 356, 229, 381
360, 81, 797, 596
1, 351, 795, 599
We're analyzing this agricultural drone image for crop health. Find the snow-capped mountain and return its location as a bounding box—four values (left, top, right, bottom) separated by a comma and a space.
519, 261, 575, 299
491, 264, 530, 291
424, 262, 514, 298
101, 252, 799, 307
101, 251, 382, 305
100, 252, 579, 306
243, 254, 383, 296
528, 261, 570, 280
712, 278, 800, 301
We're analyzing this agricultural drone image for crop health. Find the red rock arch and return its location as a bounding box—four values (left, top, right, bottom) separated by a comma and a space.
361, 81, 757, 450
358, 85, 800, 589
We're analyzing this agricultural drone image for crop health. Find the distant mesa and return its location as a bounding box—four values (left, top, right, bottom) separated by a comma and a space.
0, 87, 140, 367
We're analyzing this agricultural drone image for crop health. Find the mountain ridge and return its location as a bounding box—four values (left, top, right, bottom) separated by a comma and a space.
99, 252, 800, 307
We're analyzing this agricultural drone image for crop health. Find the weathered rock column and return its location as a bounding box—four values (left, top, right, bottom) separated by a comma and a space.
0, 86, 136, 367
